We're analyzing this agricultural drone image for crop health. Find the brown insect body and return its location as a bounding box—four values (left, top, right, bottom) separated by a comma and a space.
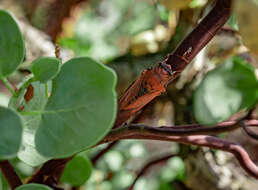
115, 64, 174, 127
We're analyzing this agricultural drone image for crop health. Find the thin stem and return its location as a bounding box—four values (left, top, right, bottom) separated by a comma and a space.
128, 154, 175, 190
0, 160, 22, 189
91, 142, 118, 165
0, 77, 16, 96
100, 127, 258, 179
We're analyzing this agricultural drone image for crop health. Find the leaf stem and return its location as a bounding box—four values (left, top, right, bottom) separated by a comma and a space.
0, 77, 16, 97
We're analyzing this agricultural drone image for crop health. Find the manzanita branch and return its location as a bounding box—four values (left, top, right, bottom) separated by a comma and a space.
100, 121, 258, 179
0, 160, 22, 190
101, 120, 258, 143
114, 0, 232, 128
128, 154, 175, 190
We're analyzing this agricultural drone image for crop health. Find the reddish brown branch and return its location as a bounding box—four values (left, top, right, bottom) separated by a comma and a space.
114, 0, 232, 128
0, 160, 22, 190
102, 120, 258, 143
128, 154, 175, 190
100, 121, 258, 179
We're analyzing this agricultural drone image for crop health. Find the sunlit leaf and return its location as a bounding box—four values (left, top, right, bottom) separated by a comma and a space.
234, 0, 258, 54
15, 184, 52, 190
61, 155, 92, 186
0, 10, 25, 76
0, 107, 23, 159
35, 57, 117, 158
194, 57, 257, 125
31, 57, 61, 83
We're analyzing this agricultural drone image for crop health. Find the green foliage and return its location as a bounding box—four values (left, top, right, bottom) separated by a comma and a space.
59, 0, 157, 60
0, 10, 25, 77
31, 57, 61, 83
0, 106, 23, 159
35, 57, 117, 158
61, 155, 92, 186
15, 184, 53, 190
194, 57, 258, 125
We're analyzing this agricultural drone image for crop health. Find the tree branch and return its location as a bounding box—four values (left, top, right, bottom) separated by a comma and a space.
100, 121, 258, 179
128, 154, 175, 190
0, 160, 22, 190
101, 120, 258, 143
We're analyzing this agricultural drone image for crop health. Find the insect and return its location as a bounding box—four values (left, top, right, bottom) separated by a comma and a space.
115, 62, 175, 127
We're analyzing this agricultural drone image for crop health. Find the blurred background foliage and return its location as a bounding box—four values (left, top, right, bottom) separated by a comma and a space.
0, 0, 258, 190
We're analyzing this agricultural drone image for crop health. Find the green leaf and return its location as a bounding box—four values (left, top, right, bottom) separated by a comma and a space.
0, 106, 23, 159
61, 155, 92, 186
0, 10, 25, 77
35, 57, 117, 158
31, 57, 61, 83
194, 57, 257, 125
15, 184, 53, 190
9, 80, 49, 166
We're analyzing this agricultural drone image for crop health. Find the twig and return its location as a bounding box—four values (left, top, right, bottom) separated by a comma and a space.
128, 154, 175, 190
101, 120, 258, 143
100, 125, 258, 179
114, 0, 232, 128
241, 120, 258, 141
91, 142, 118, 165
0, 160, 22, 190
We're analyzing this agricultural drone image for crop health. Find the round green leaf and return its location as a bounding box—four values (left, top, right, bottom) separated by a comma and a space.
194, 57, 257, 125
32, 57, 61, 83
0, 106, 23, 159
0, 10, 25, 76
35, 57, 117, 157
15, 184, 53, 190
61, 155, 92, 186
